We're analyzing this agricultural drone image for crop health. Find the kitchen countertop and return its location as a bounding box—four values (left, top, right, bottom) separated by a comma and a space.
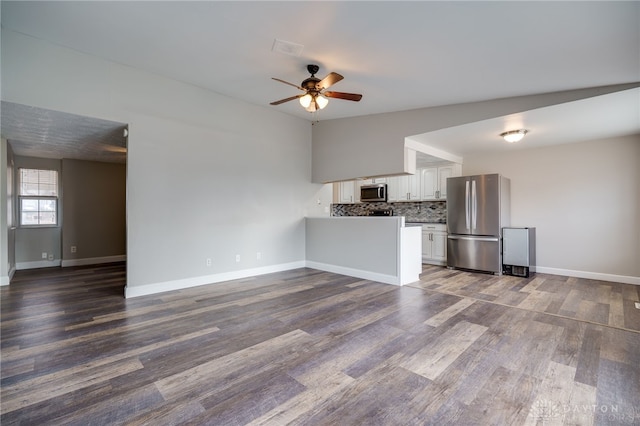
326, 216, 445, 225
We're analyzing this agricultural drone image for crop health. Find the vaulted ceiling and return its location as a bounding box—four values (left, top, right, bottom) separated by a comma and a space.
2, 1, 639, 163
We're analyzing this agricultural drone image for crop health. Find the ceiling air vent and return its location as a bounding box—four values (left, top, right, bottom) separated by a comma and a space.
272, 39, 304, 57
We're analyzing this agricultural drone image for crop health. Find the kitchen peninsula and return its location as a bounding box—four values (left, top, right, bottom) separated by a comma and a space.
305, 216, 422, 286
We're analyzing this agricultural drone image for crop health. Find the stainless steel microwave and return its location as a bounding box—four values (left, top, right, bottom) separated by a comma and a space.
360, 183, 387, 202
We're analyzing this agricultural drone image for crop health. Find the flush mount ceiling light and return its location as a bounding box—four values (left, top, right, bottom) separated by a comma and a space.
500, 129, 528, 143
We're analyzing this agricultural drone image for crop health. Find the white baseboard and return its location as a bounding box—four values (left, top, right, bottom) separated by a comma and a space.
536, 266, 640, 286
1, 266, 16, 285
15, 256, 125, 271
305, 261, 401, 286
16, 260, 62, 270
61, 255, 126, 268
124, 261, 306, 298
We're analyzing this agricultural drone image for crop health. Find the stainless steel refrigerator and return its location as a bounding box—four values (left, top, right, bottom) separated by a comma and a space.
446, 174, 510, 274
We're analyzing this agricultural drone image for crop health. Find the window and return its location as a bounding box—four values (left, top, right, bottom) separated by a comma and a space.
19, 168, 58, 226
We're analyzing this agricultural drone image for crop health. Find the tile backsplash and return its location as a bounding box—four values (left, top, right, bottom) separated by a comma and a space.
331, 201, 447, 223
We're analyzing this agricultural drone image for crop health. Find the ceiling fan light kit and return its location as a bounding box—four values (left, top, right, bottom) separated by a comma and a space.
270, 64, 362, 113
299, 93, 313, 108
500, 129, 528, 143
315, 94, 329, 109
300, 93, 329, 112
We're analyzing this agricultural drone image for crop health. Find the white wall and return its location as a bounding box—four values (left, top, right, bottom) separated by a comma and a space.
463, 135, 640, 282
2, 29, 332, 296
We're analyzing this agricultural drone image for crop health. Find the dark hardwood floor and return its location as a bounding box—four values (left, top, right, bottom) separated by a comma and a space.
1, 263, 639, 425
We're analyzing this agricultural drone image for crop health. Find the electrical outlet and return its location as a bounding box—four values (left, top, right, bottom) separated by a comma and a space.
635, 302, 640, 310
235, 254, 241, 263
70, 246, 77, 253
48, 254, 54, 261
256, 252, 261, 260
206, 258, 212, 267
42, 252, 47, 259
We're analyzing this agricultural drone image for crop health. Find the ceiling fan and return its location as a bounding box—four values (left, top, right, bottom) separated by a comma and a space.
270, 64, 362, 112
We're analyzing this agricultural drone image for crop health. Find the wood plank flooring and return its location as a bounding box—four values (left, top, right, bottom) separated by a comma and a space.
1, 263, 639, 425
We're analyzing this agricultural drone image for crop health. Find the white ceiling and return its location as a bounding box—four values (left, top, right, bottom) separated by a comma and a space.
412, 87, 640, 160
1, 1, 639, 163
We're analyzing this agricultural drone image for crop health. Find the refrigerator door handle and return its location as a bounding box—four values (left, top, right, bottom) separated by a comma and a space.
465, 180, 470, 230
448, 235, 499, 242
471, 179, 477, 231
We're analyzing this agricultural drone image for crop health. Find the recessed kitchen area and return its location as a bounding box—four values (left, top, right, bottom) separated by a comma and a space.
308, 158, 533, 284
306, 153, 461, 285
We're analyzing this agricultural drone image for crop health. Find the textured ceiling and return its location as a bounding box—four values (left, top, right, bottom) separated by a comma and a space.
2, 102, 127, 163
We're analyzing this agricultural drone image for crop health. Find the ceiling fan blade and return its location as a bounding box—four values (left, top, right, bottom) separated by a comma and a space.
324, 91, 362, 102
272, 77, 304, 91
316, 72, 344, 90
270, 94, 304, 105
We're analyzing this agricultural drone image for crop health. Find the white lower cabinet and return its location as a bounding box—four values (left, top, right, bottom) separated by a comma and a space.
422, 224, 447, 265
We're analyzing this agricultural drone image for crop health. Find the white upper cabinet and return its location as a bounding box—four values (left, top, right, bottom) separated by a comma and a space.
401, 174, 421, 201
420, 164, 462, 200
387, 174, 420, 202
386, 177, 399, 202
333, 163, 461, 204
420, 168, 438, 200
359, 177, 387, 185
333, 180, 357, 204
437, 164, 462, 199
